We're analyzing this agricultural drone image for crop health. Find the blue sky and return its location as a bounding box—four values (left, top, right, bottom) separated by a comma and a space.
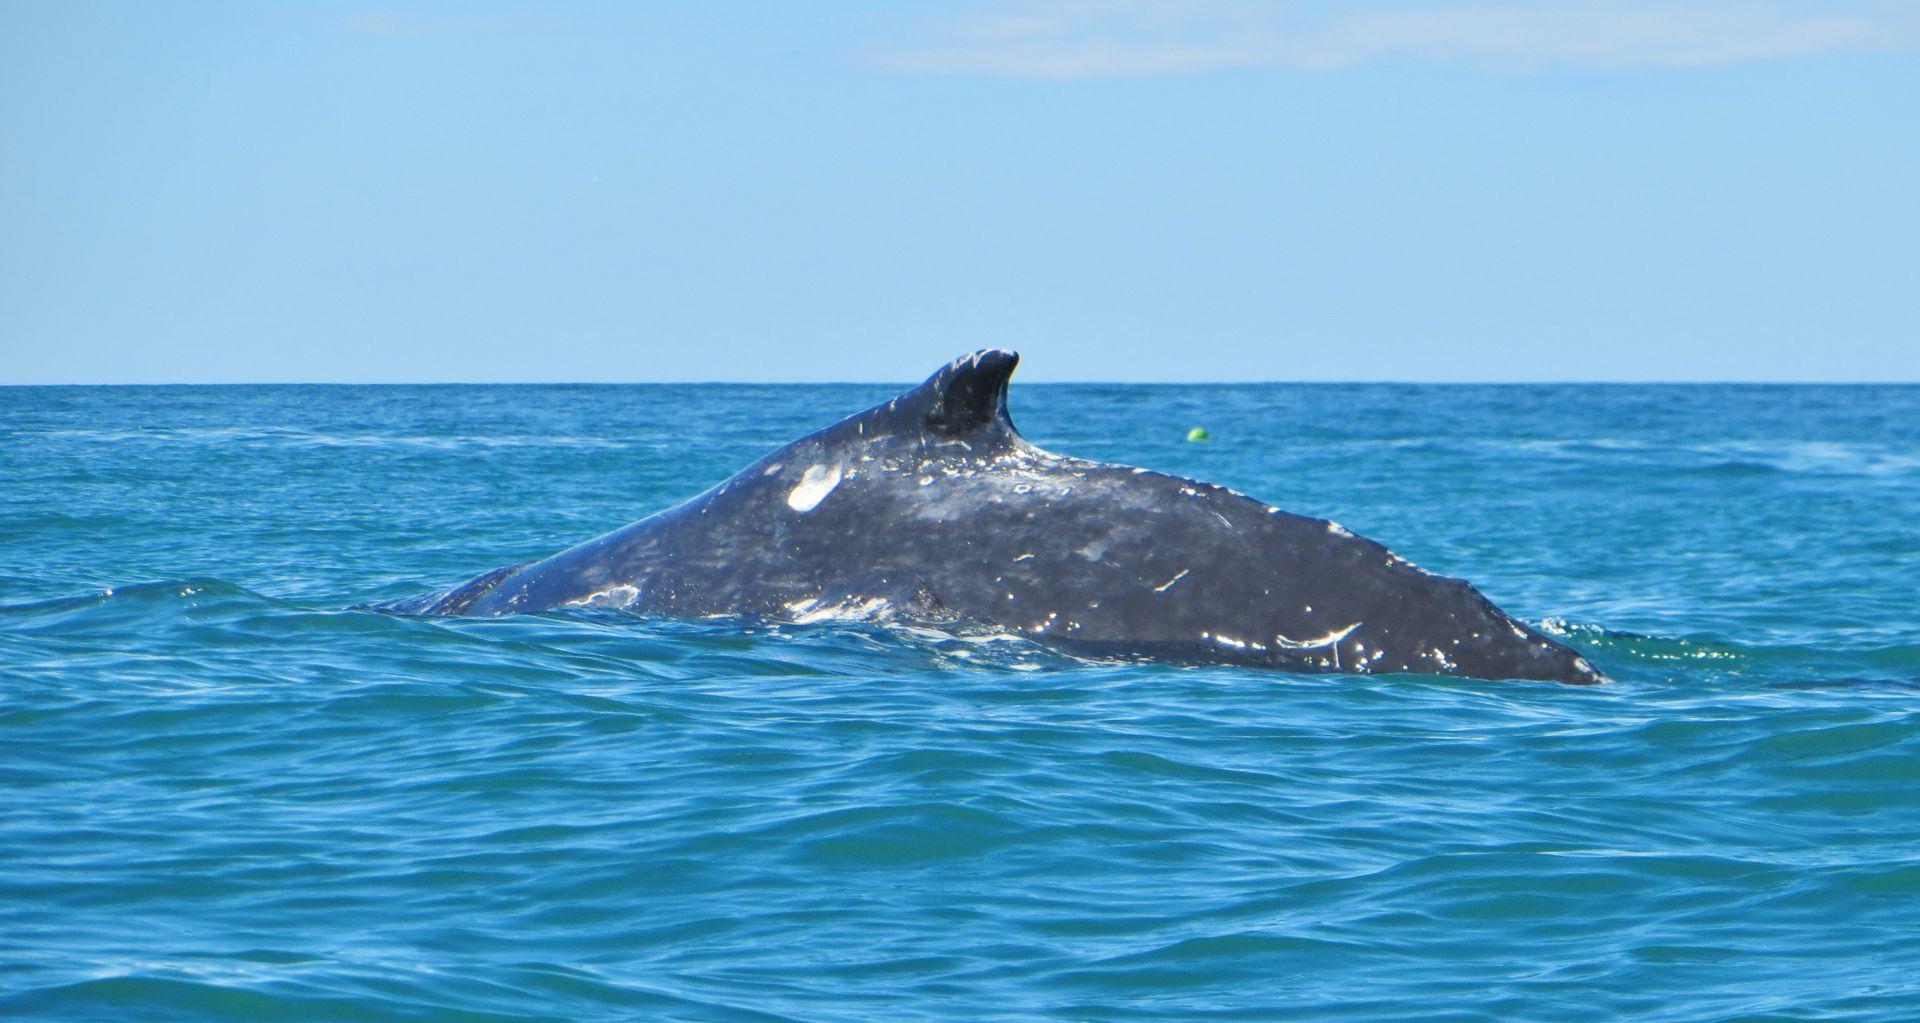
2, 1, 1915, 383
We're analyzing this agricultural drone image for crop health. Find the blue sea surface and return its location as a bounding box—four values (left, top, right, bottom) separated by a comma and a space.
3, 381, 1918, 1022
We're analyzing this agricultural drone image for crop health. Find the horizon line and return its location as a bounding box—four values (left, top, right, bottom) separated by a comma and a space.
5, 378, 1917, 388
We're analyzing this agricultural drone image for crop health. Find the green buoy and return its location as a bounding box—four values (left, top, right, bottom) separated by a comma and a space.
1186, 427, 1210, 442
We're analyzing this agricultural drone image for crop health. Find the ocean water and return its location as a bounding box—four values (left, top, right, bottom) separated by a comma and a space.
3, 380, 1918, 1022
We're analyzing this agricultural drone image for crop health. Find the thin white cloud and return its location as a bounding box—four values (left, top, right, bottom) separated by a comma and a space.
871, 0, 1920, 77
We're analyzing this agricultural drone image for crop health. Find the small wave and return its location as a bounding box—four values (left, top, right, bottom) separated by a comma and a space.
38, 426, 650, 451
1539, 617, 1745, 663
1539, 617, 1920, 688
0, 578, 281, 628
1403, 437, 1920, 479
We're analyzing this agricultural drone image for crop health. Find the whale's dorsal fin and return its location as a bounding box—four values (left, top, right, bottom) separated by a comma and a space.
896, 349, 1020, 438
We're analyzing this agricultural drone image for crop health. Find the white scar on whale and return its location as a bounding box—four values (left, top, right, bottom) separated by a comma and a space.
1272, 621, 1362, 650
786, 464, 842, 512
784, 596, 892, 623
563, 584, 640, 609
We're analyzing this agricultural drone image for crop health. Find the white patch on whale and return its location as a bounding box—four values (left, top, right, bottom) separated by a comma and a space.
784, 596, 892, 623
787, 464, 842, 512
564, 584, 640, 609
1272, 621, 1362, 651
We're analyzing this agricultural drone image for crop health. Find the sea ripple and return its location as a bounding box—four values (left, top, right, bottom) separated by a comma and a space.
4, 382, 1919, 1021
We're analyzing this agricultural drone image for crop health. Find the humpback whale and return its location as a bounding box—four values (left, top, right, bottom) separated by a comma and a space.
377, 350, 1604, 684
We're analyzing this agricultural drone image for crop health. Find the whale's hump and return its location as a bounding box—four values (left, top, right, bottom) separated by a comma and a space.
374, 344, 1604, 682
888, 349, 1020, 438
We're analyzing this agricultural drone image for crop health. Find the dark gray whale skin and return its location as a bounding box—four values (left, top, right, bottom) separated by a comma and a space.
376, 350, 1604, 684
